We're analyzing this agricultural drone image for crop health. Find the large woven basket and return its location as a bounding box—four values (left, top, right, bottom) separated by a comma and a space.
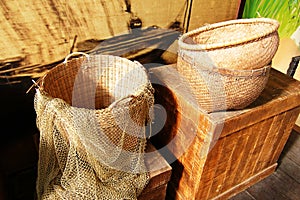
34, 53, 154, 199
178, 18, 280, 70
176, 18, 279, 113
38, 53, 154, 155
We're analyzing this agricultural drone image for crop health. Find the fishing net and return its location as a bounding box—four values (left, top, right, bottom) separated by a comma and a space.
34, 54, 154, 199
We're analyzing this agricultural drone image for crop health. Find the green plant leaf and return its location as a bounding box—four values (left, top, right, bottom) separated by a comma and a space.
242, 0, 300, 37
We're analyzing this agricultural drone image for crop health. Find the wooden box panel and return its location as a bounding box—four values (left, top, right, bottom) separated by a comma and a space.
195, 107, 300, 200
150, 65, 300, 200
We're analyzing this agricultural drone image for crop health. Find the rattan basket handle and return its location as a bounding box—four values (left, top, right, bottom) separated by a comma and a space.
63, 52, 89, 64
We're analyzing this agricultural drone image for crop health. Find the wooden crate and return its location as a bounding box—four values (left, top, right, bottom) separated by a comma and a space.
150, 65, 300, 200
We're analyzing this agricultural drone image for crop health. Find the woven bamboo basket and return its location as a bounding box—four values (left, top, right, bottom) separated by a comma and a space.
176, 18, 279, 113
34, 53, 154, 199
38, 53, 154, 155
178, 18, 280, 70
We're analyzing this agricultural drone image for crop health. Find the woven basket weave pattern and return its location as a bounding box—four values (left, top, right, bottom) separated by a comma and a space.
177, 57, 270, 112
35, 54, 154, 199
40, 55, 154, 153
177, 18, 278, 113
178, 18, 279, 70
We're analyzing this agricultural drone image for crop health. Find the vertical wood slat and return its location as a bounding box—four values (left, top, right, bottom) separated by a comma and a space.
251, 114, 284, 175
207, 135, 239, 199
270, 107, 300, 164
233, 120, 272, 185
195, 107, 300, 200
197, 108, 300, 200
199, 120, 271, 199
232, 131, 300, 200
217, 131, 250, 194
251, 108, 300, 175
200, 108, 300, 199
150, 65, 300, 200
196, 139, 226, 200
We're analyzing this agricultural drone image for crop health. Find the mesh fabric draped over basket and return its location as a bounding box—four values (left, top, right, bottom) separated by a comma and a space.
177, 18, 279, 113
34, 54, 154, 200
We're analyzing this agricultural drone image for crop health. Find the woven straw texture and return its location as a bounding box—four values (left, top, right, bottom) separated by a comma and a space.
178, 18, 279, 70
34, 54, 154, 199
176, 54, 271, 113
176, 18, 279, 113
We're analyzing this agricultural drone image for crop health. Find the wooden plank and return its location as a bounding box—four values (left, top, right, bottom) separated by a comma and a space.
230, 191, 256, 200
246, 169, 300, 200
272, 169, 300, 200
220, 130, 251, 193
212, 164, 277, 200
235, 118, 273, 184
270, 107, 300, 164
293, 124, 300, 134
88, 28, 179, 57
278, 131, 300, 184
251, 114, 284, 173
207, 135, 240, 198
279, 156, 300, 184
231, 129, 300, 200
195, 139, 225, 200
281, 130, 300, 166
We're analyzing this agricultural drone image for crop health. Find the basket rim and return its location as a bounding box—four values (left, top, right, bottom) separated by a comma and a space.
178, 53, 271, 77
178, 18, 280, 51
38, 54, 151, 110
39, 54, 149, 89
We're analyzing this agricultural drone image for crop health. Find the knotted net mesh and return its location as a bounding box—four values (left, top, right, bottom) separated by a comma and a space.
34, 55, 154, 200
